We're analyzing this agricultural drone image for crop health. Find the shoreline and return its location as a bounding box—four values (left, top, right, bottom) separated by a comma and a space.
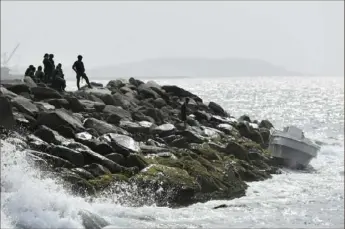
0, 76, 283, 207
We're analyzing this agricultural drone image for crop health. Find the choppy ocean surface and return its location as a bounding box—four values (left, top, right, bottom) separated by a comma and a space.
1, 76, 344, 228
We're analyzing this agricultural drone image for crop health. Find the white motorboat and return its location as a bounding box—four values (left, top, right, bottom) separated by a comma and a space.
268, 126, 320, 169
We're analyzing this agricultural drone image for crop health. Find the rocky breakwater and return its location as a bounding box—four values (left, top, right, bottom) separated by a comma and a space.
0, 76, 281, 207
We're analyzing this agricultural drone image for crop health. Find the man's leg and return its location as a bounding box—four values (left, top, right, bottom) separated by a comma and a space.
44, 72, 48, 83
62, 79, 66, 91
76, 74, 81, 90
82, 73, 92, 88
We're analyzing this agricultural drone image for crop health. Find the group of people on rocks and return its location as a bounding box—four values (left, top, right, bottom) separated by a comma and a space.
24, 54, 93, 91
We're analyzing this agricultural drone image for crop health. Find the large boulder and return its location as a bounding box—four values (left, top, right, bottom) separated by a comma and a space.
111, 92, 137, 109
225, 141, 249, 161
179, 130, 205, 144
48, 145, 84, 167
26, 150, 74, 168
238, 115, 251, 123
5, 82, 30, 95
83, 163, 110, 177
100, 133, 140, 156
64, 96, 85, 112
142, 108, 165, 124
153, 98, 166, 108
132, 111, 155, 123
129, 77, 144, 87
31, 87, 62, 100
34, 102, 55, 112
103, 105, 132, 124
0, 96, 15, 129
208, 102, 228, 117
33, 125, 67, 144
237, 122, 264, 145
259, 119, 274, 129
152, 124, 176, 137
119, 120, 154, 134
137, 84, 159, 99
36, 109, 84, 132
79, 149, 124, 173
83, 118, 129, 136
106, 79, 126, 89
79, 100, 105, 111
0, 86, 18, 99
124, 154, 148, 170
131, 164, 200, 206
46, 98, 70, 109
11, 96, 39, 117
162, 85, 203, 103
79, 209, 110, 229
23, 76, 37, 88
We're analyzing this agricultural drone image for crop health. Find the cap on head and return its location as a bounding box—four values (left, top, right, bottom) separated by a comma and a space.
77, 55, 83, 60
29, 65, 34, 68
44, 53, 49, 58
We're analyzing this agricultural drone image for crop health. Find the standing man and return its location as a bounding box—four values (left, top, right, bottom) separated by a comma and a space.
49, 54, 55, 69
43, 53, 53, 83
72, 55, 92, 90
180, 97, 190, 129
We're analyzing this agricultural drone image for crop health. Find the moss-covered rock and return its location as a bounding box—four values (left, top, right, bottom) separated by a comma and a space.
88, 173, 129, 191
189, 143, 222, 161
131, 164, 200, 206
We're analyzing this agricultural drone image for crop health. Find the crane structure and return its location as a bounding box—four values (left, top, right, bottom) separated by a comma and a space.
1, 43, 20, 68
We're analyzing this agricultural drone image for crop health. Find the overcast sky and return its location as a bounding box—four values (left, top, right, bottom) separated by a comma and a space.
1, 1, 344, 76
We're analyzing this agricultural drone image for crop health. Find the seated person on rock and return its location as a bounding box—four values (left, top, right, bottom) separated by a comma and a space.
24, 65, 35, 77
51, 63, 66, 91
34, 66, 45, 83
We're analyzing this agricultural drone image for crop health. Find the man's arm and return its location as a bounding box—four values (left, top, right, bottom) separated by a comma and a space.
72, 62, 77, 72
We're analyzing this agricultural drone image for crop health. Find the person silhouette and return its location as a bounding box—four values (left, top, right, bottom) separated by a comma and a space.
72, 55, 92, 90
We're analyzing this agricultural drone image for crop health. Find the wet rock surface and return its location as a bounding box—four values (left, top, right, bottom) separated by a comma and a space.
0, 78, 282, 208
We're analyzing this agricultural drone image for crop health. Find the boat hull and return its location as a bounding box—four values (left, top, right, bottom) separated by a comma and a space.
268, 143, 314, 168
268, 128, 320, 169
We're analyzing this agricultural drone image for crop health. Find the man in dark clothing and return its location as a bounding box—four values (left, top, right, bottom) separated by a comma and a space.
43, 53, 53, 83
49, 54, 55, 69
24, 65, 34, 76
30, 66, 36, 79
35, 66, 45, 83
51, 63, 66, 91
25, 65, 38, 82
181, 97, 189, 129
72, 55, 92, 90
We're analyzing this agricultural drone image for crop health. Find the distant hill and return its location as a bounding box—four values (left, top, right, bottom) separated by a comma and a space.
86, 57, 305, 79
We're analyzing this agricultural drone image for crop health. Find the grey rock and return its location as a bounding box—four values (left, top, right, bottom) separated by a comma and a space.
84, 118, 129, 135
0, 96, 15, 129
11, 96, 39, 117
49, 145, 84, 167
36, 109, 84, 132
100, 133, 140, 156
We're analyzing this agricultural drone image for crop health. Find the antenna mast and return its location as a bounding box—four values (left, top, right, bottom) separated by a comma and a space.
2, 43, 20, 67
